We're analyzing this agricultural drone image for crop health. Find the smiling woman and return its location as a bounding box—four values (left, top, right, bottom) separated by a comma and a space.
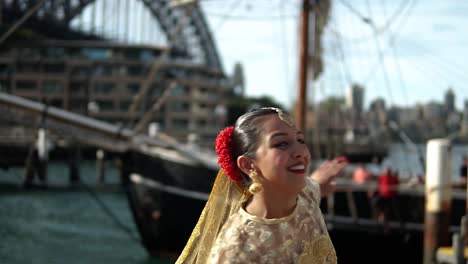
176, 107, 347, 264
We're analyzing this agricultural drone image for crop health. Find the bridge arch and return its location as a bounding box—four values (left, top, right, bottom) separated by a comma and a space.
1, 0, 222, 71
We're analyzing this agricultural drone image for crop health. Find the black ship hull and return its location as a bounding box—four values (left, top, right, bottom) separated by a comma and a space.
123, 150, 217, 256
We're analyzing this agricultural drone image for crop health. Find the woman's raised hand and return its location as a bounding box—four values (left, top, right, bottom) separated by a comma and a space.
310, 157, 348, 197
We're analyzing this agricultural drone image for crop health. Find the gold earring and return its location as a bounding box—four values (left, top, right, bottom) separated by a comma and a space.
248, 170, 263, 194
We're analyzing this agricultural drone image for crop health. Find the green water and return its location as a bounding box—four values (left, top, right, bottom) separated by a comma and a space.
0, 161, 174, 264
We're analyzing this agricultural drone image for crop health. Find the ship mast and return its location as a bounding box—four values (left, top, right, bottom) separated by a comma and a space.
295, 0, 314, 135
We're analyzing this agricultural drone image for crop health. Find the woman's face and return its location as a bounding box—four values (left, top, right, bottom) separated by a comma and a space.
253, 114, 311, 195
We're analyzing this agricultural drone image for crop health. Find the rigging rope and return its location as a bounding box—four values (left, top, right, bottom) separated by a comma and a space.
81, 179, 140, 243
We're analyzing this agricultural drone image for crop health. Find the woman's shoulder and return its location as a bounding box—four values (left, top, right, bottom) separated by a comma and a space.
301, 177, 321, 203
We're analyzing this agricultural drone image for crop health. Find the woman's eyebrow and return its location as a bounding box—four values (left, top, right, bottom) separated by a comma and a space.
270, 132, 288, 139
270, 131, 303, 140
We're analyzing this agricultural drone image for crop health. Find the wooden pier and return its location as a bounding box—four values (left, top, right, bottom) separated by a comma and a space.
437, 247, 468, 264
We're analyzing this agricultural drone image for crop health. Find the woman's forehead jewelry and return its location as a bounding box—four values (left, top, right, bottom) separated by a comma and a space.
261, 107, 294, 127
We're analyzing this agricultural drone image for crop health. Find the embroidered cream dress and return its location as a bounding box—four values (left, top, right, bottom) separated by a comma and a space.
209, 178, 337, 264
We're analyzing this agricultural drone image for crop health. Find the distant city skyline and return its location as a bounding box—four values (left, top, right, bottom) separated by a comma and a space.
201, 0, 468, 110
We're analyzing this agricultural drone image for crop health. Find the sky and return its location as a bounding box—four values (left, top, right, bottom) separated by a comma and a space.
200, 0, 468, 111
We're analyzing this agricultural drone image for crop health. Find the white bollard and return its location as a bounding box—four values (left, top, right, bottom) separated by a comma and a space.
148, 122, 160, 138
36, 128, 49, 161
97, 149, 105, 184
424, 138, 452, 264
425, 139, 452, 213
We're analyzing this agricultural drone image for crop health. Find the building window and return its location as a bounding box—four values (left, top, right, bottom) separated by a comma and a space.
127, 65, 144, 76
70, 82, 86, 95
45, 47, 65, 58
16, 81, 36, 91
71, 66, 90, 77
151, 83, 162, 96
96, 100, 114, 111
50, 99, 63, 108
172, 85, 189, 96
120, 100, 131, 111
17, 63, 37, 73
127, 83, 140, 94
82, 48, 112, 59
124, 50, 141, 60
43, 81, 63, 93
171, 102, 190, 112
140, 50, 155, 61
0, 65, 10, 74
94, 64, 113, 76
70, 99, 85, 111
44, 63, 65, 74
197, 119, 207, 127
18, 48, 39, 59
94, 82, 115, 94
172, 118, 188, 129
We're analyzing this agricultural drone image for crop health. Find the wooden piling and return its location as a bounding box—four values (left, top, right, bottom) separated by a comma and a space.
461, 216, 467, 258
68, 146, 81, 185
424, 139, 452, 264
327, 194, 335, 228
465, 158, 468, 246
452, 233, 464, 264
97, 149, 105, 184
22, 145, 36, 187
116, 156, 125, 187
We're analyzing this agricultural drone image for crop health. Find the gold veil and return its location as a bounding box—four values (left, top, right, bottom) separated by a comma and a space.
176, 170, 249, 264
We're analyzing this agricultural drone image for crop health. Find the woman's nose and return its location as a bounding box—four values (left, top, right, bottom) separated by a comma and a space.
292, 143, 306, 158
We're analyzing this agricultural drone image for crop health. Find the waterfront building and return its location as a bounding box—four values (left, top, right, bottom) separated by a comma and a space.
462, 100, 468, 134
0, 1, 232, 149
345, 83, 364, 115
444, 88, 456, 114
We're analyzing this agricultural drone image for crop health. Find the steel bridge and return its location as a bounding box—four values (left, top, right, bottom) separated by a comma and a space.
0, 0, 231, 149
0, 0, 222, 70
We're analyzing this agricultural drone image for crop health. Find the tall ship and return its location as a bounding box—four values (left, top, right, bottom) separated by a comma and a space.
2, 1, 464, 264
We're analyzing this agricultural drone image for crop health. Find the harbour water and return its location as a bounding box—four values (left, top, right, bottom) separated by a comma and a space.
0, 143, 467, 263
0, 161, 172, 264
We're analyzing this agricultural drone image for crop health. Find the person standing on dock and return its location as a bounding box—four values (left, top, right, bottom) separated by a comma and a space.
176, 107, 347, 264
352, 163, 371, 184
459, 156, 467, 185
376, 167, 400, 226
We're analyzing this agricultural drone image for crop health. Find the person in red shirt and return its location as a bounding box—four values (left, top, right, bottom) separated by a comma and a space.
375, 167, 400, 227
378, 168, 399, 198
460, 156, 468, 185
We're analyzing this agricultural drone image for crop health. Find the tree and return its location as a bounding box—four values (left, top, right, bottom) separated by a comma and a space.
318, 96, 345, 113
226, 95, 285, 125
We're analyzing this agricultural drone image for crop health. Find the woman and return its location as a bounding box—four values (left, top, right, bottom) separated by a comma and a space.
176, 107, 347, 264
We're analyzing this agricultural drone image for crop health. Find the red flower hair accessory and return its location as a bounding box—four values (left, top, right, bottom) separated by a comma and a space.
215, 126, 242, 182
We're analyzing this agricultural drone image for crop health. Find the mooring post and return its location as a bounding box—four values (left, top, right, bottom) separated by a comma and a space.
23, 144, 36, 187
453, 233, 464, 264
36, 128, 49, 186
327, 194, 335, 228
96, 149, 105, 184
460, 155, 468, 262
424, 139, 452, 264
116, 157, 125, 187
69, 146, 81, 185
